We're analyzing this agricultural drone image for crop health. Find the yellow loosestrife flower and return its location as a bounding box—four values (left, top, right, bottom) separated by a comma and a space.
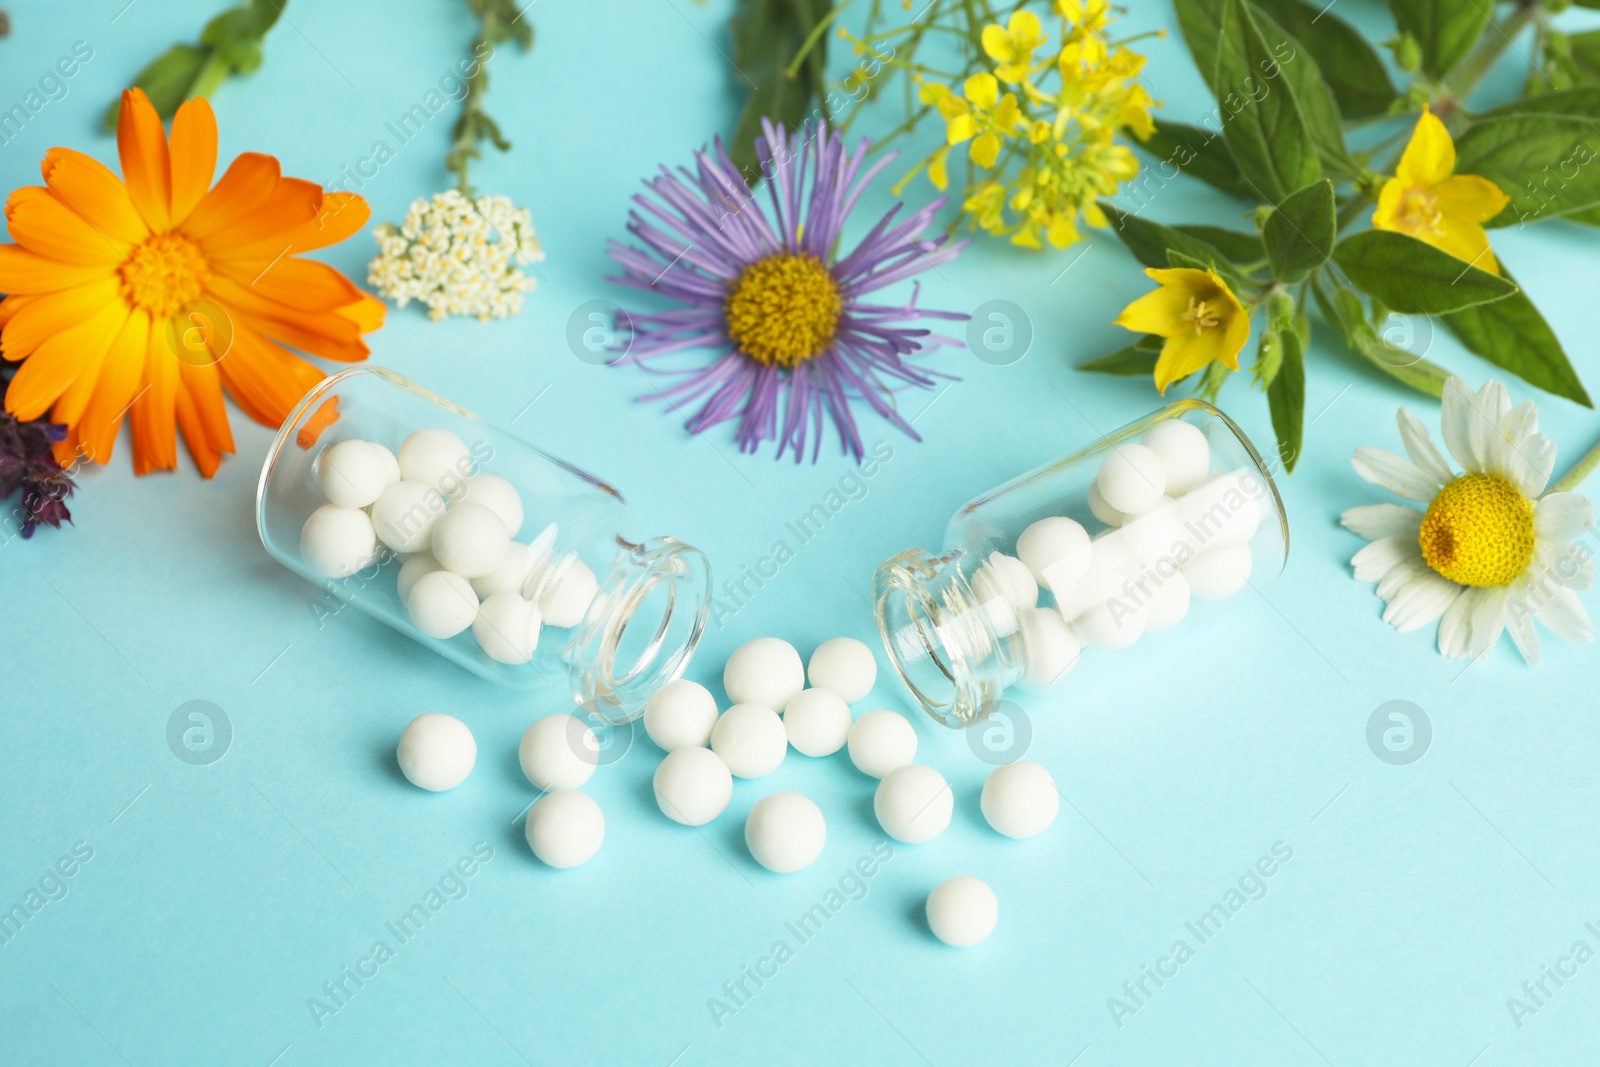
982, 10, 1047, 83
1372, 107, 1511, 275
1114, 268, 1250, 394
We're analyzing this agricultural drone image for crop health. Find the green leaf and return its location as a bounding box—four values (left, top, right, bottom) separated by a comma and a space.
1137, 120, 1252, 198
1253, 0, 1397, 118
1389, 0, 1490, 80
1079, 336, 1162, 377
102, 44, 211, 130
1174, 225, 1266, 267
729, 0, 831, 185
1265, 327, 1306, 471
1173, 0, 1230, 95
1313, 279, 1451, 398
1442, 274, 1592, 407
1454, 114, 1600, 226
1475, 87, 1600, 121
1332, 230, 1516, 314
1263, 179, 1335, 283
1247, 4, 1357, 177
1098, 202, 1251, 289
1567, 29, 1600, 82
1214, 0, 1323, 203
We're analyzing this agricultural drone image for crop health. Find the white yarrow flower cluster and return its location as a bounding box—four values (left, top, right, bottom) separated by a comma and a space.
368, 190, 544, 322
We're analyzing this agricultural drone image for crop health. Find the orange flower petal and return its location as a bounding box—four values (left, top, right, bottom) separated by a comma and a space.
214, 254, 365, 312
76, 309, 152, 465
179, 152, 281, 241
41, 148, 149, 245
200, 177, 323, 254
117, 88, 173, 233
168, 97, 218, 225
0, 244, 115, 292
204, 277, 371, 362
337, 291, 386, 334
178, 359, 235, 457
1, 276, 122, 360
129, 333, 180, 474
231, 191, 370, 259
0, 293, 38, 330
174, 376, 223, 478
218, 319, 325, 428
6, 188, 131, 264
4, 300, 129, 421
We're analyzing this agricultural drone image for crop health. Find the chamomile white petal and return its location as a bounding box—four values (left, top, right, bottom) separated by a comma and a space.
1381, 569, 1462, 632
1437, 585, 1479, 660
1467, 585, 1511, 659
1353, 535, 1421, 582
1440, 377, 1479, 472
1397, 408, 1455, 485
1535, 586, 1594, 644
1534, 492, 1595, 544
1352, 446, 1441, 500
1340, 503, 1425, 541
1504, 582, 1542, 667
1504, 432, 1557, 501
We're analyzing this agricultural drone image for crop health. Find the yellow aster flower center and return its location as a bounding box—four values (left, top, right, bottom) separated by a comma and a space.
724, 252, 842, 368
1396, 185, 1445, 236
1178, 296, 1220, 335
1418, 473, 1536, 588
120, 233, 209, 320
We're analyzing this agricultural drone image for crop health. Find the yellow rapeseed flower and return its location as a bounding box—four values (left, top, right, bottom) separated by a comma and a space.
1114, 267, 1250, 393
982, 10, 1047, 83
1372, 106, 1511, 275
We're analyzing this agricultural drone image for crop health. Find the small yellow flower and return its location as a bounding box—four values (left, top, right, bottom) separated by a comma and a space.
1372, 106, 1511, 275
982, 10, 1047, 83
927, 146, 950, 191
1114, 268, 1250, 394
1056, 0, 1110, 32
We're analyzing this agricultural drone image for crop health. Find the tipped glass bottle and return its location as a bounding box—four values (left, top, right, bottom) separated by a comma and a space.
257, 367, 711, 722
873, 399, 1288, 728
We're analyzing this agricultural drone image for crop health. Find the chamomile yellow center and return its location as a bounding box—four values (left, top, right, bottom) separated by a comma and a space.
1178, 296, 1220, 335
1395, 186, 1446, 237
120, 234, 209, 320
1418, 473, 1536, 588
725, 253, 842, 368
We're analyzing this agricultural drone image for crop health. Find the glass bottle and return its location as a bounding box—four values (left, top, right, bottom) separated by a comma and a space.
873, 399, 1288, 728
257, 366, 711, 723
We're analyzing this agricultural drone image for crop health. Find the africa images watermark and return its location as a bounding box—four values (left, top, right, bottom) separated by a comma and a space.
0, 840, 95, 950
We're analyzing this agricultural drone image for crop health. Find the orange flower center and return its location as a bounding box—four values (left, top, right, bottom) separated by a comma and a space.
120, 234, 209, 320
1178, 296, 1219, 335
1396, 186, 1445, 237
725, 253, 841, 368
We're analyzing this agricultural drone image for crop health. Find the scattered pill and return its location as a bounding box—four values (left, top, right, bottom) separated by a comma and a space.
455, 473, 524, 538
723, 637, 805, 711
470, 540, 541, 600
525, 789, 604, 869
653, 746, 733, 825
980, 761, 1059, 839
782, 688, 852, 757
473, 593, 541, 665
397, 550, 442, 604
319, 439, 389, 509
710, 703, 787, 779
519, 713, 599, 791
1017, 607, 1080, 686
1016, 516, 1092, 592
1096, 443, 1167, 515
371, 480, 445, 554
846, 710, 918, 779
407, 570, 479, 639
1143, 570, 1192, 632
745, 792, 826, 873
806, 637, 878, 704
874, 765, 952, 844
1142, 419, 1211, 496
396, 712, 476, 791
299, 504, 377, 578
538, 557, 600, 628
926, 875, 998, 947
643, 679, 720, 752
431, 503, 511, 579
1181, 544, 1253, 600
398, 427, 472, 492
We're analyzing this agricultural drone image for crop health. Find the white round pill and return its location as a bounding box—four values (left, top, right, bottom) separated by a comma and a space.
971, 552, 1037, 615
745, 792, 826, 873
525, 789, 604, 869
470, 540, 540, 600
1181, 544, 1253, 599
398, 427, 472, 493
644, 679, 720, 751
806, 637, 878, 704
710, 703, 787, 779
538, 557, 599, 628
407, 570, 479, 639
319, 439, 389, 509
846, 709, 918, 779
519, 713, 599, 791
1072, 594, 1146, 651
926, 876, 998, 947
1143, 569, 1192, 632
1118, 498, 1184, 564
371, 480, 446, 554
1016, 516, 1092, 592
783, 688, 852, 757
1181, 470, 1264, 550
1018, 607, 1080, 686
431, 503, 510, 579
1097, 443, 1167, 515
300, 504, 377, 578
473, 593, 541, 665
874, 765, 952, 844
455, 473, 524, 538
396, 712, 476, 791
396, 550, 441, 604
653, 746, 733, 826
1142, 419, 1211, 495
724, 637, 805, 711
366, 440, 401, 486
980, 761, 1059, 839
1087, 481, 1126, 527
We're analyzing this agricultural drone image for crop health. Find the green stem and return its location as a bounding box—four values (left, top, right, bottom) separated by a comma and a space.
1439, 1, 1539, 104
1552, 435, 1600, 494
786, 1, 853, 78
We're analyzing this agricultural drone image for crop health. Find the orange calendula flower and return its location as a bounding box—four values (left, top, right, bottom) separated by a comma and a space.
1372, 106, 1510, 275
0, 88, 383, 476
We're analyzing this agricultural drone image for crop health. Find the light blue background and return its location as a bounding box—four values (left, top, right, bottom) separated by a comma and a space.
2, 1, 1598, 1064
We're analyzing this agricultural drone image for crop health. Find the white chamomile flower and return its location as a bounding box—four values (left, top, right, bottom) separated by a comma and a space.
1341, 377, 1595, 665
368, 190, 543, 322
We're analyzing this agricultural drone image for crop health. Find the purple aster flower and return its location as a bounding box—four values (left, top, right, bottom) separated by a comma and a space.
0, 365, 76, 537
606, 119, 968, 463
